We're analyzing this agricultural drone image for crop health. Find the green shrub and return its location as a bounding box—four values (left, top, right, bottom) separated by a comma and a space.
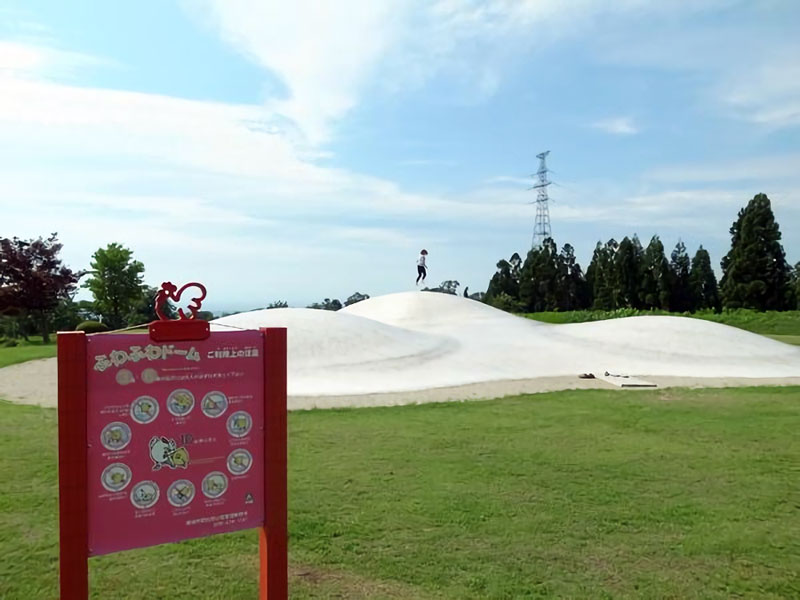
486, 292, 525, 313
3, 339, 19, 347
75, 320, 109, 334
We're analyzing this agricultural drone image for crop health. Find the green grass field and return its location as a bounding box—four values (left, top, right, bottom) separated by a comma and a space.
766, 334, 800, 346
0, 337, 57, 369
2, 387, 799, 599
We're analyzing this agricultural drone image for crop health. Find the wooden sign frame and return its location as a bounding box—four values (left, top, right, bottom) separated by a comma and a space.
57, 326, 287, 599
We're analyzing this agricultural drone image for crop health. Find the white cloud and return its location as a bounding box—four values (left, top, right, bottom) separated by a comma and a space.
482, 175, 535, 186
717, 57, 800, 128
398, 158, 457, 167
591, 116, 639, 135
0, 40, 112, 79
4, 0, 800, 304
187, 0, 405, 144
185, 0, 694, 144
0, 42, 548, 304
590, 12, 800, 131
645, 154, 800, 184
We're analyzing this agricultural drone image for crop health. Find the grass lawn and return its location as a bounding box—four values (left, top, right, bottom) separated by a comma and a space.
2, 387, 799, 598
0, 337, 56, 369
766, 334, 800, 346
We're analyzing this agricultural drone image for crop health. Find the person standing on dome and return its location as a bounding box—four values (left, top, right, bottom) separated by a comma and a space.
416, 249, 428, 286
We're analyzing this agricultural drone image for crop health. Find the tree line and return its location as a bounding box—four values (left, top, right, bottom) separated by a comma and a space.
2, 194, 797, 343
0, 240, 192, 342
0, 233, 380, 340
485, 193, 799, 313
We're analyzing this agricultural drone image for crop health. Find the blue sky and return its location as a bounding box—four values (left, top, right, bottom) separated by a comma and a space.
1, 0, 799, 311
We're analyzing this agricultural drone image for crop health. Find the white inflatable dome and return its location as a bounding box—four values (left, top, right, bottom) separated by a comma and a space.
212, 292, 800, 396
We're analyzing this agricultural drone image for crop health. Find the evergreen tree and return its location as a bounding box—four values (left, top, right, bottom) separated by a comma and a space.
585, 242, 600, 308
485, 252, 522, 302
519, 239, 559, 312
669, 240, 692, 312
556, 243, 590, 310
792, 262, 800, 309
640, 235, 671, 310
720, 193, 792, 310
689, 246, 720, 311
613, 236, 643, 309
586, 239, 617, 310
509, 252, 522, 287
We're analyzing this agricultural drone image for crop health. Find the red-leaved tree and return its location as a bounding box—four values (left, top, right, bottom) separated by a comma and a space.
0, 233, 81, 342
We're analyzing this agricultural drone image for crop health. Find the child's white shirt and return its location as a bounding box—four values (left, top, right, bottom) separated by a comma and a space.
417, 255, 427, 267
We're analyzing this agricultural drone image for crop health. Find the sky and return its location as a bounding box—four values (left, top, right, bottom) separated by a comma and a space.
1, 0, 799, 312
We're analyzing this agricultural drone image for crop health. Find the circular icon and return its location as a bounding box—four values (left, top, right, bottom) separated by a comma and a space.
141, 368, 159, 384
130, 396, 159, 424
201, 391, 229, 418
101, 462, 132, 492
167, 389, 195, 417
100, 422, 131, 451
130, 481, 159, 509
202, 471, 229, 499
227, 449, 253, 475
227, 411, 252, 438
116, 369, 135, 386
167, 479, 196, 508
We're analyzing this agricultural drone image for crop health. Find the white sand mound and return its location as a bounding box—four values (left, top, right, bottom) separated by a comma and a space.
2, 292, 799, 407
342, 289, 532, 329
212, 308, 457, 395
215, 292, 800, 396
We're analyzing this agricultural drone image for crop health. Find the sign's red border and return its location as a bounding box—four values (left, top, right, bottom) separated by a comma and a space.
57, 327, 287, 599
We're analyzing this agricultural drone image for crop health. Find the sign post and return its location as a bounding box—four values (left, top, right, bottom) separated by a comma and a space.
56, 282, 287, 599
261, 327, 287, 599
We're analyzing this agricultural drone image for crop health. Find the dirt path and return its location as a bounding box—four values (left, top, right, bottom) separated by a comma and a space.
1, 358, 798, 410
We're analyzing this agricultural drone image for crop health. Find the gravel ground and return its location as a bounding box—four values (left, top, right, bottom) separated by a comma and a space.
1, 357, 798, 410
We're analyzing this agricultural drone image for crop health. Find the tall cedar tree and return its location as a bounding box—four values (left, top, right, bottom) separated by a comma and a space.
669, 240, 692, 312
586, 239, 618, 310
557, 243, 591, 310
485, 253, 522, 301
585, 243, 600, 308
689, 246, 720, 311
793, 263, 800, 309
613, 236, 643, 309
521, 239, 562, 311
83, 243, 146, 329
720, 193, 792, 310
639, 235, 671, 310
0, 234, 80, 342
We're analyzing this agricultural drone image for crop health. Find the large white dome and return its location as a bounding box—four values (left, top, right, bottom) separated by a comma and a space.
211, 292, 800, 396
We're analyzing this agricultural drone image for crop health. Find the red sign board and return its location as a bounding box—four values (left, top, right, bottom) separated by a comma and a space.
86, 330, 265, 555
57, 319, 287, 598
